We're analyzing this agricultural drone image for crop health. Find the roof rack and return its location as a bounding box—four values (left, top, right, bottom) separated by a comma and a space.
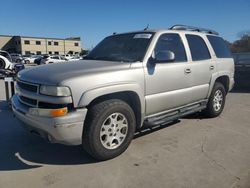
169, 25, 219, 35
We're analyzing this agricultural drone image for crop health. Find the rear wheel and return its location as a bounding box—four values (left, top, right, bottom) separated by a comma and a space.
82, 99, 136, 160
0, 58, 6, 69
204, 82, 226, 118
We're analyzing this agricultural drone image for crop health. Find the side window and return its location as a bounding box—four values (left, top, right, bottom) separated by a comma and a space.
207, 35, 232, 58
186, 34, 211, 61
154, 33, 187, 62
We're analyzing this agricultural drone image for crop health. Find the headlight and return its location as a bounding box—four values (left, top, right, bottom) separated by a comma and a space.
40, 85, 71, 96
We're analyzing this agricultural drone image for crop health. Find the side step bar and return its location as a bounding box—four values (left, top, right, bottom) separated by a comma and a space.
144, 100, 207, 127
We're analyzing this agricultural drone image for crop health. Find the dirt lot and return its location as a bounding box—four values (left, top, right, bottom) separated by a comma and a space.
0, 80, 250, 188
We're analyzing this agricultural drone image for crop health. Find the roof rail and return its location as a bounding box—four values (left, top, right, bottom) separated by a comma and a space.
169, 25, 219, 35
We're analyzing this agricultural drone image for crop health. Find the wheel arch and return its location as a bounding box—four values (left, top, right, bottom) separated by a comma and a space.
208, 73, 230, 98
78, 84, 145, 129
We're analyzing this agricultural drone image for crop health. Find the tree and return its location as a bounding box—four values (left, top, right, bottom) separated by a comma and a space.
230, 34, 250, 53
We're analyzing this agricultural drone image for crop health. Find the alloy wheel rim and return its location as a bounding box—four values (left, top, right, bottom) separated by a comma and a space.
213, 90, 223, 112
100, 112, 128, 150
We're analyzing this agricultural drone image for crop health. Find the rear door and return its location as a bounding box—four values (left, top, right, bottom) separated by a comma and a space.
184, 34, 215, 102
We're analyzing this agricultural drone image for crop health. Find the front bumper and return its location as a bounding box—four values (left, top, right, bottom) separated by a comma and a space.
12, 94, 87, 145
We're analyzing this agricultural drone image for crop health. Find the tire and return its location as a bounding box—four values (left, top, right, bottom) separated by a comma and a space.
82, 99, 136, 160
25, 60, 30, 64
204, 82, 226, 118
0, 58, 6, 69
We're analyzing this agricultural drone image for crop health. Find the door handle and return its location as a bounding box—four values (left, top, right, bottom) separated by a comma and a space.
185, 68, 191, 74
210, 65, 214, 70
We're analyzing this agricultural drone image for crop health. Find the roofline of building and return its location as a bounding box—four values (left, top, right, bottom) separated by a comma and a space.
0, 34, 81, 41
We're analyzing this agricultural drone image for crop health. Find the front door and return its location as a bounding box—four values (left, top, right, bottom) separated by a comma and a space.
144, 33, 193, 116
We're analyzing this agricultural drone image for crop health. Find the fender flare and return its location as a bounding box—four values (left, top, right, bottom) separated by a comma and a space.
207, 71, 231, 98
78, 83, 145, 113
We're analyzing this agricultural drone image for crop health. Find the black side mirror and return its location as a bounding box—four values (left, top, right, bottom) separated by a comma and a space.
154, 50, 175, 63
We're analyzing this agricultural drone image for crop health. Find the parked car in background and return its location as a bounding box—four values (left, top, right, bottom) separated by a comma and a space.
23, 55, 41, 64
67, 55, 81, 61
233, 53, 250, 88
34, 55, 49, 65
10, 53, 24, 63
40, 55, 68, 64
0, 50, 13, 70
63, 54, 74, 60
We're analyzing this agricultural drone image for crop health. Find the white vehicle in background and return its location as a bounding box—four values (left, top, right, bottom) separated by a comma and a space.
67, 55, 81, 61
0, 50, 13, 70
40, 55, 68, 64
23, 55, 41, 64
63, 54, 74, 60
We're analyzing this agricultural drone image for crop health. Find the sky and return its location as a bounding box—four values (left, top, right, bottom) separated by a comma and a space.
0, 0, 250, 49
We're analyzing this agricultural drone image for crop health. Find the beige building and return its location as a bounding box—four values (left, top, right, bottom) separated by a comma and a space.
0, 35, 81, 55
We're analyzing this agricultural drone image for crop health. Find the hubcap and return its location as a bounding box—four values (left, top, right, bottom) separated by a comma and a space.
100, 112, 128, 150
213, 90, 223, 112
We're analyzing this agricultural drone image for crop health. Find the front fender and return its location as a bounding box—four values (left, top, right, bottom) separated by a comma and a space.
78, 83, 145, 113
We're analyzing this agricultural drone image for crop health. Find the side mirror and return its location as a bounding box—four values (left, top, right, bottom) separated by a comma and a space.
154, 50, 175, 63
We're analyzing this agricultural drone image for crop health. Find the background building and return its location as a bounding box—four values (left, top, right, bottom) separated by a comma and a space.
0, 35, 81, 55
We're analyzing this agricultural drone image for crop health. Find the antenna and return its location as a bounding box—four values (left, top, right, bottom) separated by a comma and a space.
144, 24, 149, 31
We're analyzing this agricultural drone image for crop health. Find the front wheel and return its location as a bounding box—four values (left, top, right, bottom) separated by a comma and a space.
204, 82, 226, 118
82, 99, 136, 160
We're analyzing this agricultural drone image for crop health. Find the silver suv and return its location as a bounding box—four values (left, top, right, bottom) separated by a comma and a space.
12, 25, 234, 160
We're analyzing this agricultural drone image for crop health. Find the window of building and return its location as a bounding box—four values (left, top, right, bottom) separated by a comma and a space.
24, 40, 30, 45
186, 34, 211, 61
207, 35, 232, 58
25, 51, 31, 55
48, 41, 52, 45
48, 51, 52, 55
54, 51, 59, 55
36, 51, 41, 55
36, 41, 41, 45
74, 42, 79, 46
54, 42, 59, 46
154, 33, 187, 62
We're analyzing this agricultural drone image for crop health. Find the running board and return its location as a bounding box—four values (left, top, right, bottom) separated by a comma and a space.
144, 100, 207, 127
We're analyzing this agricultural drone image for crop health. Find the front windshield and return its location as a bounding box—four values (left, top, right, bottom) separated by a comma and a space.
84, 32, 154, 62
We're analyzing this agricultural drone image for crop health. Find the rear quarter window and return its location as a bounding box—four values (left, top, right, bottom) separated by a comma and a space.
207, 35, 232, 58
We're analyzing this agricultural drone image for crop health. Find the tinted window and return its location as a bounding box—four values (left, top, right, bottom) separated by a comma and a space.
155, 33, 187, 62
186, 34, 211, 61
85, 32, 154, 62
207, 35, 232, 58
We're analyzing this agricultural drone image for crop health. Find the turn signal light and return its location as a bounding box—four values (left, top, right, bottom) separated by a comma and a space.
50, 108, 68, 117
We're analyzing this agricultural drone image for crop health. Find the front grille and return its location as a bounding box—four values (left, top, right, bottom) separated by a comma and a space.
17, 80, 38, 93
19, 96, 37, 107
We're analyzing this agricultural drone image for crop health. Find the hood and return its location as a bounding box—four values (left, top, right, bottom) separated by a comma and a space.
18, 60, 131, 85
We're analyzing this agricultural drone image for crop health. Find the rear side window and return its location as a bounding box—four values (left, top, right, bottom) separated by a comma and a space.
186, 34, 211, 61
155, 33, 187, 62
207, 35, 232, 58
